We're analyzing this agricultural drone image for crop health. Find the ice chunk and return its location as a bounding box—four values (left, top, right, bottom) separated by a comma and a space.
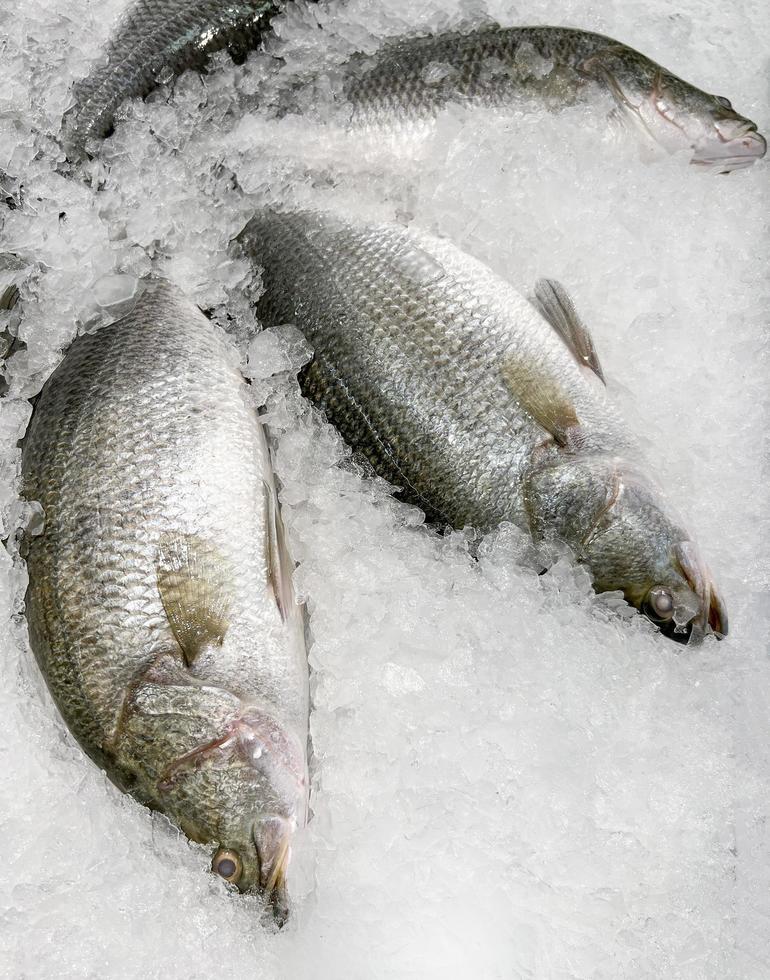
420, 60, 461, 86
513, 40, 554, 80
91, 272, 139, 311
246, 324, 313, 381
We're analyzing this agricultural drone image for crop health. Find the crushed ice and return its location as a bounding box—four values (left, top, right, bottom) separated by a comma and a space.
0, 0, 768, 977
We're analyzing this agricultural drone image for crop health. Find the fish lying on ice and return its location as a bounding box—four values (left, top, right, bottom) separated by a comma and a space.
236, 209, 727, 643
22, 281, 308, 923
334, 25, 766, 173
62, 0, 315, 159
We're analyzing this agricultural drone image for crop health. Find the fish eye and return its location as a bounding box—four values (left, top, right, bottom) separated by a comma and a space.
645, 586, 675, 621
212, 848, 243, 884
715, 95, 732, 108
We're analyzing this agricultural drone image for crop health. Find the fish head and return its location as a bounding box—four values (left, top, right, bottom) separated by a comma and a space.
582, 48, 766, 172
139, 689, 308, 926
580, 471, 727, 643
526, 454, 727, 643
688, 99, 767, 172
198, 709, 307, 926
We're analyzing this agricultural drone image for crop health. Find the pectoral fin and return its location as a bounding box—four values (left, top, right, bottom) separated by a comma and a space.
531, 279, 605, 384
501, 356, 580, 448
156, 533, 233, 665
262, 480, 295, 623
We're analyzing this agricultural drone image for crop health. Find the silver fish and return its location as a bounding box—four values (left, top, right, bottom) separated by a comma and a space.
62, 0, 306, 159
236, 210, 727, 643
338, 25, 766, 173
22, 281, 308, 923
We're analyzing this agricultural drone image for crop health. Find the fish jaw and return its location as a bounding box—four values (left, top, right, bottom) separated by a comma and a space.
673, 541, 728, 641
617, 536, 728, 645
609, 86, 766, 172
691, 124, 766, 173
253, 814, 297, 928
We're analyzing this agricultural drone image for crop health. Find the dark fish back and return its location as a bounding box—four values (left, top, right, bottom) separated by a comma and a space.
343, 25, 607, 118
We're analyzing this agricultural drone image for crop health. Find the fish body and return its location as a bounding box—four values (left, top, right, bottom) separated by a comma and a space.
237, 209, 726, 642
22, 282, 308, 919
340, 25, 765, 172
62, 0, 298, 158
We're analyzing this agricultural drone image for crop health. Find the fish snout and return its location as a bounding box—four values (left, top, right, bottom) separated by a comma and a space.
693, 119, 767, 171
639, 540, 727, 645
673, 542, 728, 643
254, 814, 297, 928
737, 127, 767, 157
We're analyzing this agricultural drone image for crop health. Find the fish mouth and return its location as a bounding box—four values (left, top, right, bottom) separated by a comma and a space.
673, 541, 728, 643
253, 814, 296, 928
692, 126, 766, 172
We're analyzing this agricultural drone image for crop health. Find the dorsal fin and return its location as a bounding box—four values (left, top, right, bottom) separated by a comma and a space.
532, 279, 605, 384
155, 533, 233, 665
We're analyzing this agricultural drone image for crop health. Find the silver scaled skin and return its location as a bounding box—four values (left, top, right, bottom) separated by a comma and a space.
22, 282, 308, 923
339, 25, 766, 172
237, 210, 727, 644
61, 0, 296, 158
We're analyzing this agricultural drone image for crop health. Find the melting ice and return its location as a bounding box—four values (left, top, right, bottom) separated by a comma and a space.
0, 0, 768, 977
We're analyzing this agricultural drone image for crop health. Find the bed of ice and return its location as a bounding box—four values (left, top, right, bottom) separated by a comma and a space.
0, 0, 768, 977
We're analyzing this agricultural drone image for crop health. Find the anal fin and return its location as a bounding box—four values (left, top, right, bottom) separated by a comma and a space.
531, 278, 605, 384
155, 533, 233, 665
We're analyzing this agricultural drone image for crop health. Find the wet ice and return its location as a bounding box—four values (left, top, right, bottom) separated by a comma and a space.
0, 0, 768, 977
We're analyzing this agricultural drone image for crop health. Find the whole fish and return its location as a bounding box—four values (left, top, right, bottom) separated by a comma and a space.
236, 210, 727, 643
22, 281, 308, 923
337, 25, 766, 173
62, 0, 313, 158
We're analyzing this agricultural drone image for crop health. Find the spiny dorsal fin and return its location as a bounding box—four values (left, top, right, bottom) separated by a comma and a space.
156, 533, 233, 665
262, 480, 295, 623
532, 279, 605, 384
501, 355, 581, 448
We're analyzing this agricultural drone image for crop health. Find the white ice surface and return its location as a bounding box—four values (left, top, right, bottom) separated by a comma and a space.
0, 0, 768, 977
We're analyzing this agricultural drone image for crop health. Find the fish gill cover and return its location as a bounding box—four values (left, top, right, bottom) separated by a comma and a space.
0, 0, 768, 977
